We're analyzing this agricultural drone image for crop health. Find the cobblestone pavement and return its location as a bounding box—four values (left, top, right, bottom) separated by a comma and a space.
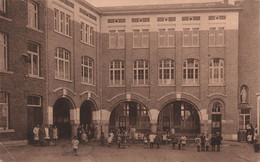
0, 140, 260, 162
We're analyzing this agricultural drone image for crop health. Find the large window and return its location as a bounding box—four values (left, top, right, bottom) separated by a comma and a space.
133, 29, 149, 48
209, 27, 225, 46
109, 30, 125, 48
158, 59, 175, 85
55, 48, 70, 80
183, 59, 199, 85
28, 1, 38, 29
183, 28, 199, 46
209, 58, 224, 84
81, 56, 93, 84
133, 60, 149, 85
80, 22, 95, 46
0, 0, 6, 14
109, 60, 125, 85
158, 28, 175, 47
0, 32, 7, 71
239, 109, 250, 130
0, 92, 8, 130
27, 42, 39, 76
54, 9, 71, 36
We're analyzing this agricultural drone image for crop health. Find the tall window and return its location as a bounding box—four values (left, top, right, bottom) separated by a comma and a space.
55, 48, 70, 80
209, 58, 224, 84
54, 9, 71, 36
28, 1, 38, 29
133, 60, 149, 85
158, 28, 175, 47
80, 22, 95, 46
239, 109, 250, 130
0, 0, 6, 14
81, 57, 93, 84
158, 59, 175, 85
27, 42, 39, 76
183, 59, 199, 85
212, 102, 222, 134
183, 28, 199, 46
109, 30, 125, 48
109, 60, 125, 85
0, 33, 7, 71
209, 27, 225, 46
133, 29, 149, 48
0, 92, 8, 130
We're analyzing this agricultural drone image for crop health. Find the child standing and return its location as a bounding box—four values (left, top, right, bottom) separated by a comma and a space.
195, 135, 201, 152
53, 125, 58, 146
81, 131, 88, 145
107, 131, 114, 147
100, 132, 105, 146
210, 134, 216, 151
205, 134, 210, 151
215, 132, 222, 152
144, 134, 148, 149
117, 132, 121, 149
72, 136, 79, 156
171, 135, 177, 150
181, 134, 187, 150
149, 133, 155, 149
33, 124, 40, 145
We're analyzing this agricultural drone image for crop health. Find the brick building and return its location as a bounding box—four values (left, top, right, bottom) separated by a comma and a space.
0, 0, 259, 145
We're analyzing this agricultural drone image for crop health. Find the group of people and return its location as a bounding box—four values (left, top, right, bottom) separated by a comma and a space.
195, 132, 222, 152
33, 124, 58, 146
76, 124, 97, 144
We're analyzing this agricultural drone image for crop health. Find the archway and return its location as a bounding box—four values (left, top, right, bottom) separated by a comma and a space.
80, 100, 95, 128
158, 101, 200, 135
53, 98, 73, 138
109, 101, 150, 132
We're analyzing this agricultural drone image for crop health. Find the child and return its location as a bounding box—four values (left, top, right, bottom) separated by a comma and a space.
155, 133, 161, 149
44, 125, 50, 146
117, 132, 121, 149
53, 125, 58, 146
162, 132, 167, 145
33, 124, 40, 145
144, 134, 148, 149
149, 133, 155, 149
107, 131, 114, 147
181, 134, 187, 150
210, 134, 216, 151
81, 131, 88, 145
72, 136, 79, 156
100, 132, 105, 146
215, 132, 222, 151
247, 132, 253, 144
171, 135, 177, 149
200, 133, 205, 151
177, 136, 182, 150
195, 135, 201, 152
205, 134, 210, 151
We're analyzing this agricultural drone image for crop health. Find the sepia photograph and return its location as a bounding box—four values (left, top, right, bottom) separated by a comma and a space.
0, 0, 260, 161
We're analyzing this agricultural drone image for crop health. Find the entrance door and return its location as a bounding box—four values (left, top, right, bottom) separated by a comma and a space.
80, 101, 93, 128
27, 107, 42, 143
212, 114, 221, 134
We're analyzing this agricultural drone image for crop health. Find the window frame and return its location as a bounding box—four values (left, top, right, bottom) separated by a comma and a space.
158, 59, 175, 85
133, 60, 149, 85
27, 42, 40, 77
0, 0, 6, 14
27, 95, 41, 107
158, 28, 175, 47
238, 109, 251, 130
0, 92, 9, 130
209, 58, 224, 85
55, 48, 70, 80
182, 28, 200, 47
80, 21, 95, 46
109, 29, 125, 49
0, 32, 7, 71
28, 1, 38, 29
109, 60, 125, 86
133, 29, 149, 48
81, 56, 94, 85
209, 27, 225, 46
182, 59, 199, 85
54, 8, 72, 37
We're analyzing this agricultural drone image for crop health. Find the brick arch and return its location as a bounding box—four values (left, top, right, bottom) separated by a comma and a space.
80, 91, 100, 111
208, 98, 226, 120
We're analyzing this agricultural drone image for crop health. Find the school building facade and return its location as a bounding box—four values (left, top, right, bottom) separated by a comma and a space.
0, 0, 259, 145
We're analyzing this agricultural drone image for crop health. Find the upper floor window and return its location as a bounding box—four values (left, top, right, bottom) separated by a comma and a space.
209, 58, 224, 85
183, 59, 199, 85
80, 22, 94, 46
158, 59, 175, 85
0, 92, 9, 130
133, 60, 149, 85
209, 15, 226, 20
182, 16, 200, 21
81, 56, 93, 84
27, 96, 41, 107
209, 27, 225, 46
158, 28, 175, 47
0, 32, 7, 71
27, 42, 40, 76
133, 29, 149, 48
109, 60, 125, 86
28, 1, 38, 29
109, 30, 125, 48
0, 0, 6, 14
183, 28, 199, 47
54, 9, 71, 37
55, 48, 70, 80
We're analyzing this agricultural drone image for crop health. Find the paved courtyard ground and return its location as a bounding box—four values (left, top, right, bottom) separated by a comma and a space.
0, 140, 260, 162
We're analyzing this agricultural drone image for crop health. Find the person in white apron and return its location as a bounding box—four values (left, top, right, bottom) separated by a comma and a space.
33, 124, 40, 145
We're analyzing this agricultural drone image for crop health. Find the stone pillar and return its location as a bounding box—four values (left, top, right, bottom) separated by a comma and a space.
47, 106, 53, 125
101, 120, 109, 138
71, 123, 78, 138
70, 108, 79, 138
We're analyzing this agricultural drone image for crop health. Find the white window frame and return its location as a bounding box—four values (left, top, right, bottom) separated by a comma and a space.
28, 1, 38, 29
54, 9, 59, 31
109, 60, 125, 86
27, 42, 40, 77
183, 28, 199, 47
65, 14, 70, 36
0, 0, 6, 13
0, 92, 8, 130
55, 48, 70, 80
209, 27, 225, 46
238, 109, 251, 130
81, 56, 93, 84
27, 96, 41, 107
109, 30, 125, 49
158, 59, 175, 85
133, 60, 149, 85
133, 29, 149, 48
182, 59, 199, 85
209, 58, 224, 85
158, 28, 175, 47
54, 8, 72, 37
0, 32, 7, 71
80, 21, 95, 46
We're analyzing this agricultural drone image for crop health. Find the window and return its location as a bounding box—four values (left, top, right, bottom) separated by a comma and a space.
0, 92, 8, 130
183, 59, 199, 85
209, 15, 226, 20
27, 96, 41, 107
0, 0, 6, 14
28, 1, 38, 29
27, 42, 39, 76
158, 59, 175, 85
133, 29, 149, 48
109, 30, 125, 48
108, 19, 126, 23
209, 27, 225, 46
239, 109, 250, 130
157, 17, 176, 22
132, 18, 150, 23
137, 103, 149, 117
183, 28, 199, 46
133, 60, 149, 85
0, 33, 7, 71
212, 102, 221, 113
158, 29, 175, 47
109, 60, 125, 85
81, 57, 93, 84
80, 22, 95, 46
55, 48, 70, 80
209, 58, 224, 84
212, 102, 222, 134
54, 9, 71, 36
182, 16, 200, 21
